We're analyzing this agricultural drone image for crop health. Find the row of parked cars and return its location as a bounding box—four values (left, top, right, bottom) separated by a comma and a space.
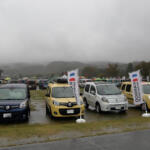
1, 79, 49, 90
0, 79, 150, 121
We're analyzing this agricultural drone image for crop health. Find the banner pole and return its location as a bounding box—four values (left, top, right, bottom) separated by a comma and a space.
142, 102, 150, 117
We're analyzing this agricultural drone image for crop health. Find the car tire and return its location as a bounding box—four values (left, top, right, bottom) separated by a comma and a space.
24, 111, 29, 122
49, 106, 55, 119
121, 110, 127, 113
95, 103, 101, 113
46, 104, 49, 115
83, 98, 89, 109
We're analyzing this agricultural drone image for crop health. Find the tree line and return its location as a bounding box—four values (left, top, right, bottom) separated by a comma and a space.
81, 61, 150, 79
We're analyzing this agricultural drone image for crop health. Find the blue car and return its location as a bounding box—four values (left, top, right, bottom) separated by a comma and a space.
0, 84, 30, 121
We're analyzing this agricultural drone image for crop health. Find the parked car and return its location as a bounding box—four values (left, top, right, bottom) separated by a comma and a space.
83, 82, 128, 113
27, 80, 37, 90
10, 80, 19, 84
39, 79, 48, 89
45, 79, 85, 118
0, 84, 30, 121
0, 80, 3, 84
79, 79, 92, 88
121, 82, 150, 110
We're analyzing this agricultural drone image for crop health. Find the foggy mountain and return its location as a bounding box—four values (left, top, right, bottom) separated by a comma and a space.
0, 61, 128, 77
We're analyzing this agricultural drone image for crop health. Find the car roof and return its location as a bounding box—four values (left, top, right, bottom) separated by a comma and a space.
122, 81, 150, 85
85, 81, 115, 86
0, 84, 27, 88
48, 83, 71, 88
80, 79, 92, 81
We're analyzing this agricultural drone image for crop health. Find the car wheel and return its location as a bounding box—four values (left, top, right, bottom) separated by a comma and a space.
83, 98, 89, 109
95, 103, 101, 113
24, 111, 29, 122
46, 104, 49, 115
49, 106, 55, 119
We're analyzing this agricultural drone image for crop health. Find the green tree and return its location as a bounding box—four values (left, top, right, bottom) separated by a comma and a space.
135, 61, 150, 78
106, 64, 119, 77
0, 69, 3, 78
82, 66, 100, 78
126, 63, 134, 73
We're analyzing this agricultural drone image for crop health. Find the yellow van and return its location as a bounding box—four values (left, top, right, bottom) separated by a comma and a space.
45, 82, 85, 118
121, 82, 150, 109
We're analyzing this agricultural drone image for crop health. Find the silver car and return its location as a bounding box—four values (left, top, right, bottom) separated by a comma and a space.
83, 82, 128, 113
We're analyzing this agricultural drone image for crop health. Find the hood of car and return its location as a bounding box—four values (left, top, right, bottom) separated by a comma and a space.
102, 95, 125, 103
53, 97, 77, 103
0, 100, 25, 106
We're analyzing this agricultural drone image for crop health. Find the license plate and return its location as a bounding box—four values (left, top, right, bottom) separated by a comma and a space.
3, 113, 12, 118
116, 106, 121, 109
67, 110, 74, 114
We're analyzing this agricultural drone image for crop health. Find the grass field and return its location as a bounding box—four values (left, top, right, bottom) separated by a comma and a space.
1, 116, 150, 140
30, 90, 47, 100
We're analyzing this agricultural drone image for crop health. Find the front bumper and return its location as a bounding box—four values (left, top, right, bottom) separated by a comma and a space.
0, 108, 29, 121
50, 104, 85, 117
101, 102, 128, 112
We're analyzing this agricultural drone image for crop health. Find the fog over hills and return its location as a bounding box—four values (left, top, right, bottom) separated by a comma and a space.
0, 61, 129, 77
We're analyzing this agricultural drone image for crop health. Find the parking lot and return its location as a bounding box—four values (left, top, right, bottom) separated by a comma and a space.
28, 99, 142, 125
0, 89, 149, 147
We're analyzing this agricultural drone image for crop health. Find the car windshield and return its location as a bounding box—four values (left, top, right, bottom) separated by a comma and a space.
97, 84, 121, 95
143, 84, 150, 94
40, 81, 48, 84
0, 88, 27, 100
52, 87, 75, 98
28, 81, 36, 84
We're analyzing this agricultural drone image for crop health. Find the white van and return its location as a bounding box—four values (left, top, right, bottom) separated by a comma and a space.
83, 82, 128, 113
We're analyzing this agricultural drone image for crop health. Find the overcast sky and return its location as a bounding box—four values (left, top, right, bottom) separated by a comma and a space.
0, 0, 150, 64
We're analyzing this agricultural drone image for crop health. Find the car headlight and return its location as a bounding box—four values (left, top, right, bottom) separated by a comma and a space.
101, 97, 109, 103
20, 101, 27, 108
124, 96, 128, 102
53, 100, 59, 106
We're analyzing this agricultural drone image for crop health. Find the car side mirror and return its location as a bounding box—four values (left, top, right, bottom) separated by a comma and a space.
45, 94, 49, 97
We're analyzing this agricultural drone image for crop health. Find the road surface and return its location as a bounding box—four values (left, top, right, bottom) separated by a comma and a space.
1, 129, 150, 150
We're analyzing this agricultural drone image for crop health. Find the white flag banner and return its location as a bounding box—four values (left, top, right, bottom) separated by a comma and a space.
68, 69, 80, 105
129, 70, 143, 105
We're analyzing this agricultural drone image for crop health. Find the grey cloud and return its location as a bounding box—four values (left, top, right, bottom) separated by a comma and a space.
0, 0, 150, 64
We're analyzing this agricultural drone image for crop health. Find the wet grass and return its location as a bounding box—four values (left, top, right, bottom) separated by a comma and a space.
30, 90, 47, 100
1, 116, 150, 140
30, 104, 36, 111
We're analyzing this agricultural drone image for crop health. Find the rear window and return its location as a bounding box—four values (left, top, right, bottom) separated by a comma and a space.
126, 84, 131, 92
85, 84, 90, 92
